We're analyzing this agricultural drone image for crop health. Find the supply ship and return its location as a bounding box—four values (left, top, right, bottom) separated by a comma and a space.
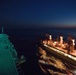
0, 27, 26, 75
37, 34, 76, 75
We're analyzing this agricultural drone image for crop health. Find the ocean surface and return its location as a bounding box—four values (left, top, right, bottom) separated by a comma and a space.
3, 28, 76, 75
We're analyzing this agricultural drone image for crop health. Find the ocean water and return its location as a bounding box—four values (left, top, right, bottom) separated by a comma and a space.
3, 28, 76, 75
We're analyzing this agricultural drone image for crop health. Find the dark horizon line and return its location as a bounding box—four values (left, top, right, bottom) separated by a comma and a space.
3, 26, 76, 30
1, 23, 76, 29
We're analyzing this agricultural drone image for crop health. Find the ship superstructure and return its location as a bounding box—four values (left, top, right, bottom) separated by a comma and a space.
0, 27, 25, 75
37, 34, 76, 75
41, 34, 76, 62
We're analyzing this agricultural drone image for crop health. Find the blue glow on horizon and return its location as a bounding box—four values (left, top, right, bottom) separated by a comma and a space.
0, 0, 76, 27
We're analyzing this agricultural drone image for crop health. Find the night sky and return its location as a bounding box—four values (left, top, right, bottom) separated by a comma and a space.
0, 0, 76, 28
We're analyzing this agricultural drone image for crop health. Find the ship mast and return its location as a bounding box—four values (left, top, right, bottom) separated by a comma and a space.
2, 27, 4, 34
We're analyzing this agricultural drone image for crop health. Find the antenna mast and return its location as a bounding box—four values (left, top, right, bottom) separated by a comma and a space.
2, 27, 4, 34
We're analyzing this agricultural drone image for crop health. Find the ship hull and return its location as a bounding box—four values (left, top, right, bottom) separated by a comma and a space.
37, 42, 76, 75
40, 43, 76, 66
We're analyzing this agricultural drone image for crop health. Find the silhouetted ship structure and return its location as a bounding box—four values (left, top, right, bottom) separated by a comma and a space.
37, 34, 76, 75
0, 27, 26, 75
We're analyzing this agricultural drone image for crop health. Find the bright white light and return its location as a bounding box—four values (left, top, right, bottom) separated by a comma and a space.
72, 39, 75, 45
49, 35, 52, 40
